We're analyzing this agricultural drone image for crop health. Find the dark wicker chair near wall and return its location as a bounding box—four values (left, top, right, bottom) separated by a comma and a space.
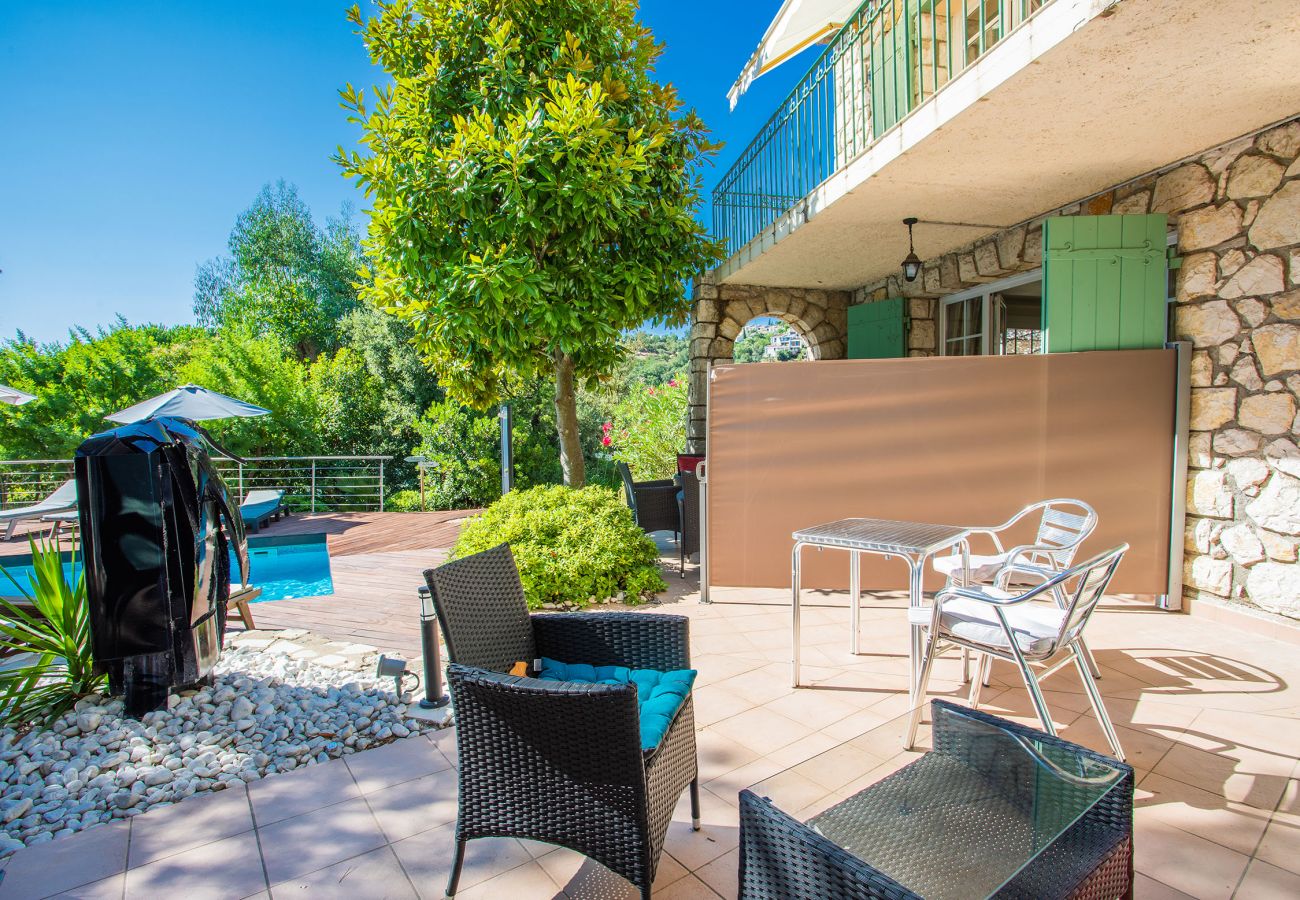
738, 700, 1134, 900
677, 470, 701, 578
424, 544, 701, 900
618, 461, 680, 538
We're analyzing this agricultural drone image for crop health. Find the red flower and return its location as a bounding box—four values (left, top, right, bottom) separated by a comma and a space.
601, 421, 612, 433
648, 387, 656, 395
668, 379, 678, 388
601, 435, 612, 446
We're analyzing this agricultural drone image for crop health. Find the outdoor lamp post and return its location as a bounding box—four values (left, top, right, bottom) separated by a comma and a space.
901, 217, 922, 282
499, 403, 514, 494
415, 585, 450, 711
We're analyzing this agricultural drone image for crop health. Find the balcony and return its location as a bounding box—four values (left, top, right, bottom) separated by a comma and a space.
712, 0, 1300, 289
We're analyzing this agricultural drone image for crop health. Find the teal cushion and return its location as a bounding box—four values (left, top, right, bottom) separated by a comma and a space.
537, 657, 696, 752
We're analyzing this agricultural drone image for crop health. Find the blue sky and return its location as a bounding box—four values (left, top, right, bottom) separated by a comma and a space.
0, 0, 808, 343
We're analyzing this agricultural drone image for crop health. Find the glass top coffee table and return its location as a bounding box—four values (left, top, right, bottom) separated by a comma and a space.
739, 701, 1133, 900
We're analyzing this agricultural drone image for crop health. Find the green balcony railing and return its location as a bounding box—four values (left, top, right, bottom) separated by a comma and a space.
713, 0, 1048, 254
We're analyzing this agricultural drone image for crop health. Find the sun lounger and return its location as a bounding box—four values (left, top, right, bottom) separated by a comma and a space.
1, 480, 78, 540
239, 489, 288, 532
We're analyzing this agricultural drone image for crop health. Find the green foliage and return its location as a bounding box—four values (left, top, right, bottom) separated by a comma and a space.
732, 329, 768, 363
621, 331, 688, 387
194, 181, 362, 359
0, 320, 202, 459
386, 489, 425, 511
452, 485, 666, 608
0, 539, 105, 729
338, 0, 724, 483
608, 379, 687, 481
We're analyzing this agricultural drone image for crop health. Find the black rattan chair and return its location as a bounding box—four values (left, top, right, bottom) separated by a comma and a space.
618, 461, 680, 538
738, 700, 1134, 900
677, 470, 701, 578
424, 543, 700, 899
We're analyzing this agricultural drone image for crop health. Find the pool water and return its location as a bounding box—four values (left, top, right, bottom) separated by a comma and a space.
0, 536, 334, 603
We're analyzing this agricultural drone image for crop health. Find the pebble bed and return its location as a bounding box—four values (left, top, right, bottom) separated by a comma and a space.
0, 630, 443, 857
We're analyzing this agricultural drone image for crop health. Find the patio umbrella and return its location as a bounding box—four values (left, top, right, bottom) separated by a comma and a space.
106, 384, 271, 423
0, 384, 36, 406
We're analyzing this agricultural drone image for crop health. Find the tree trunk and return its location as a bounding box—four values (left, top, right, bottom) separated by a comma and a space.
553, 352, 586, 487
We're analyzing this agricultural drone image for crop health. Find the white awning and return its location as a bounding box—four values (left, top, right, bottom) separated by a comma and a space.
728, 0, 862, 109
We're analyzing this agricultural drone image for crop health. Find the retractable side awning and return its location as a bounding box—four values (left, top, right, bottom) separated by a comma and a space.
728, 0, 862, 109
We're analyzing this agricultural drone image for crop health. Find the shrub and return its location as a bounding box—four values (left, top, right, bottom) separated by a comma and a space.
386, 489, 425, 512
0, 539, 105, 729
451, 485, 666, 609
608, 379, 687, 481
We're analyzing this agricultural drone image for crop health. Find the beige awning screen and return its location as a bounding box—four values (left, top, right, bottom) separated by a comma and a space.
705, 350, 1178, 594
728, 0, 862, 109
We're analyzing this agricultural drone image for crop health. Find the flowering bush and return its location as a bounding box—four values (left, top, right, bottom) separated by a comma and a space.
609, 378, 687, 481
451, 485, 666, 608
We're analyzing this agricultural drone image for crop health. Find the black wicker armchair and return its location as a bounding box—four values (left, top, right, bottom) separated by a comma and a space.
677, 469, 701, 578
424, 544, 701, 900
618, 461, 681, 537
739, 700, 1133, 900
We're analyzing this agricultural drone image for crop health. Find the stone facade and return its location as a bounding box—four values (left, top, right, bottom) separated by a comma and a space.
685, 280, 849, 451
690, 115, 1300, 620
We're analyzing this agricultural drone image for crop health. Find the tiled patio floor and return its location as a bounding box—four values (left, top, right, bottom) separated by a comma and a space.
4, 581, 1298, 899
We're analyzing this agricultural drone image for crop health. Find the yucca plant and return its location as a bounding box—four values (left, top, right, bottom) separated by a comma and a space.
0, 537, 105, 729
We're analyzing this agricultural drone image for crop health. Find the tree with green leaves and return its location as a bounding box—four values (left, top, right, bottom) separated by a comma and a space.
338, 0, 723, 485
194, 181, 362, 359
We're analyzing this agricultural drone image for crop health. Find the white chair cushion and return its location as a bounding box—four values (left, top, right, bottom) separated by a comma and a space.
909, 595, 1065, 655
932, 553, 1008, 583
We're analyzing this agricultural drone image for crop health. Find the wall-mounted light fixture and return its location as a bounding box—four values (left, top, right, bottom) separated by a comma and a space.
901, 217, 922, 282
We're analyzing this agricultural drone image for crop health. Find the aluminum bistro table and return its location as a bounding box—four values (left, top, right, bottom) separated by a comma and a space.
792, 518, 969, 701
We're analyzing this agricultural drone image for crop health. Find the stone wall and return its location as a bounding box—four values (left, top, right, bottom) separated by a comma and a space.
685, 279, 849, 451
843, 116, 1300, 619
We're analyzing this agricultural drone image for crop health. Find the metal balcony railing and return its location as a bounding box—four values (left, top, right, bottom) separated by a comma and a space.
0, 456, 392, 513
712, 0, 1049, 253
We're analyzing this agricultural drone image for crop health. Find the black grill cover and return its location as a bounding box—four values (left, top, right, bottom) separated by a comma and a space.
75, 417, 248, 715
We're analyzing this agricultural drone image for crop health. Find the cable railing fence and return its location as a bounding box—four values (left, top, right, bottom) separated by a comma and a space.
0, 456, 391, 513
713, 0, 1049, 253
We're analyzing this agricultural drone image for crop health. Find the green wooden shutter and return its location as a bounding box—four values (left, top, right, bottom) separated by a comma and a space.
871, 15, 914, 138
1042, 214, 1169, 353
848, 298, 907, 359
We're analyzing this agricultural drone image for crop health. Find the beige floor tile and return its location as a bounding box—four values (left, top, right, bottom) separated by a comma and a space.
124, 831, 267, 899
1234, 859, 1300, 899
689, 685, 755, 728
247, 757, 361, 826
1134, 818, 1250, 900
128, 784, 255, 868
0, 818, 131, 900
649, 874, 722, 899
364, 768, 459, 843
694, 730, 763, 783
1253, 815, 1300, 876
344, 734, 451, 794
760, 687, 862, 731
1134, 873, 1196, 899
1135, 772, 1272, 857
535, 847, 686, 898
661, 812, 738, 873
702, 756, 786, 805
705, 706, 812, 755
1152, 744, 1293, 814
762, 731, 842, 768
453, 860, 561, 900
257, 797, 386, 885
269, 845, 416, 899
391, 827, 532, 899
692, 848, 738, 900
47, 873, 127, 900
789, 740, 888, 793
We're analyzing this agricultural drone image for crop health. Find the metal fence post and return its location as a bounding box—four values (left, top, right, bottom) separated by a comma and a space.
378, 459, 385, 512
310, 459, 317, 514
237, 461, 244, 502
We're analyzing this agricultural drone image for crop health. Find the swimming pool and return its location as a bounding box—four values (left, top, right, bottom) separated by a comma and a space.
0, 534, 334, 603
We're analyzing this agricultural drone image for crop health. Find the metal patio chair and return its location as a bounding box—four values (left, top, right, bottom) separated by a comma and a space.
933, 499, 1101, 681
424, 543, 701, 899
617, 461, 680, 538
907, 544, 1129, 761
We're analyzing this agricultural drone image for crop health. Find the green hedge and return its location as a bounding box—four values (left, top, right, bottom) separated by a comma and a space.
451, 485, 666, 609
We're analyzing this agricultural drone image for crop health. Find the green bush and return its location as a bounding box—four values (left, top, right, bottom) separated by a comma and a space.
386, 489, 426, 512
451, 485, 666, 609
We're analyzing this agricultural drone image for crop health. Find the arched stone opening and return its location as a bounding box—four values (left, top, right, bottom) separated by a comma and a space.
686, 279, 849, 452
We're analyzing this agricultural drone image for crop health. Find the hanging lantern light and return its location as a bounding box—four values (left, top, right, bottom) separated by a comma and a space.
900, 217, 922, 282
